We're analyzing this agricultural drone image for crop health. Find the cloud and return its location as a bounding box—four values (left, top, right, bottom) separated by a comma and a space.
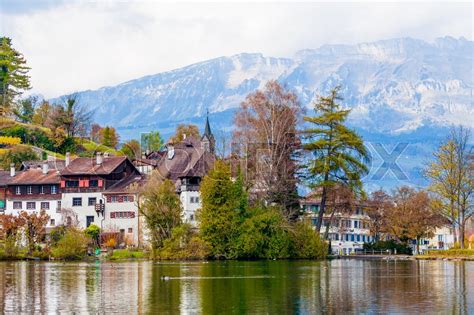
0, 1, 472, 98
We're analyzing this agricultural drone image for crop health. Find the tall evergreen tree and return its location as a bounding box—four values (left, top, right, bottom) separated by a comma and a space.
302, 86, 369, 234
0, 37, 31, 115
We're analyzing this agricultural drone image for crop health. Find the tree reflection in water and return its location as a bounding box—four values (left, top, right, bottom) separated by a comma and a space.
0, 260, 472, 313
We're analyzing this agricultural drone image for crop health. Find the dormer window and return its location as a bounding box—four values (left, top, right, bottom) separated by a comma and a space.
167, 146, 175, 159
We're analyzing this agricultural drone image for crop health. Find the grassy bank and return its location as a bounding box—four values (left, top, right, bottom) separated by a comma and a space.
108, 249, 149, 260
417, 249, 474, 261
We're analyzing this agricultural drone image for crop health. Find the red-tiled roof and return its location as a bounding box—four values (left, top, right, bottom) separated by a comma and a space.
0, 171, 12, 186
61, 156, 128, 176
9, 169, 60, 185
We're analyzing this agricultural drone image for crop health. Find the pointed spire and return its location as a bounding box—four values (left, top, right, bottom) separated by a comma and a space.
204, 109, 212, 138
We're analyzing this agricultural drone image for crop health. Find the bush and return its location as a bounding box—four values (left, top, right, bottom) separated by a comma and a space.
49, 226, 67, 246
0, 145, 38, 169
157, 224, 210, 260
290, 222, 327, 259
1, 235, 22, 259
363, 240, 412, 255
85, 224, 100, 243
51, 228, 90, 260
235, 207, 291, 259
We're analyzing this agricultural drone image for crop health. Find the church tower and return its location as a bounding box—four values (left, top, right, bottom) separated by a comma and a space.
201, 111, 215, 154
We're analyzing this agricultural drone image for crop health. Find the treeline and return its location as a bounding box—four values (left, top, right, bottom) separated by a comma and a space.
140, 161, 327, 260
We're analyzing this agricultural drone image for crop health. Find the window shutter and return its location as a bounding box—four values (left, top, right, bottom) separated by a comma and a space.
119, 196, 123, 203
79, 180, 84, 188
106, 196, 111, 203
130, 196, 134, 202
98, 179, 103, 187
60, 181, 65, 188
110, 212, 115, 218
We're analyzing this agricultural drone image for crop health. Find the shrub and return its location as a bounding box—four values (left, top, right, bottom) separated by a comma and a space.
290, 222, 327, 259
85, 224, 100, 243
235, 207, 291, 259
0, 145, 38, 169
0, 136, 21, 145
51, 228, 89, 260
363, 240, 412, 255
157, 224, 210, 260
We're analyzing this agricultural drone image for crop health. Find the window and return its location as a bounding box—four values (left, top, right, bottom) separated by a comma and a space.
50, 219, 55, 226
190, 196, 200, 203
56, 201, 61, 213
66, 181, 79, 187
110, 211, 136, 219
350, 234, 355, 242
15, 186, 21, 195
89, 180, 98, 187
51, 185, 57, 194
88, 197, 97, 206
27, 186, 33, 195
40, 186, 45, 194
438, 235, 443, 242
40, 202, 50, 210
72, 198, 82, 206
354, 221, 358, 228
86, 216, 94, 227
362, 235, 366, 242
128, 228, 133, 233
26, 202, 35, 210
13, 201, 22, 209
356, 234, 361, 242
111, 196, 118, 203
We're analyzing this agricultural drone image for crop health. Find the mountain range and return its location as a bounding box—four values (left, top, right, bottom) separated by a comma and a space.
54, 36, 474, 190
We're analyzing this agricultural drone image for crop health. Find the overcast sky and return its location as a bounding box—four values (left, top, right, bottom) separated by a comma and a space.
1, 0, 472, 98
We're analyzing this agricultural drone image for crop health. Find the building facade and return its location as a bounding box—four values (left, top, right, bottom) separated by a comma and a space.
301, 194, 374, 255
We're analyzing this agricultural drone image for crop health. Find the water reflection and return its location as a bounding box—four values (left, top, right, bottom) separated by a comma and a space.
0, 260, 472, 313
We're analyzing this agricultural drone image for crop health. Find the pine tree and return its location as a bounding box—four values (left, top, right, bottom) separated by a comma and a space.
199, 160, 246, 258
0, 37, 31, 115
302, 86, 369, 234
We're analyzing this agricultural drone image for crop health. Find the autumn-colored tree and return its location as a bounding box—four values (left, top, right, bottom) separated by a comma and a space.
386, 187, 443, 254
233, 80, 302, 214
366, 189, 393, 242
169, 124, 200, 144
32, 100, 52, 125
121, 139, 141, 159
0, 213, 25, 257
99, 126, 119, 148
302, 86, 369, 233
426, 126, 474, 248
19, 210, 50, 254
90, 123, 102, 143
13, 96, 36, 123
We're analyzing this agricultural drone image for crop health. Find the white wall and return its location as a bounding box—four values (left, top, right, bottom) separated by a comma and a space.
5, 198, 62, 229
61, 192, 104, 229
103, 196, 139, 245
180, 190, 201, 227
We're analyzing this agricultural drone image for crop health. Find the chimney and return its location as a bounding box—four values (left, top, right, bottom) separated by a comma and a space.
42, 162, 49, 175
65, 152, 70, 167
96, 152, 103, 165
10, 163, 15, 177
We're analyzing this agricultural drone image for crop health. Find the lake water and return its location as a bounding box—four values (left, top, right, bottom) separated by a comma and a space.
0, 259, 472, 314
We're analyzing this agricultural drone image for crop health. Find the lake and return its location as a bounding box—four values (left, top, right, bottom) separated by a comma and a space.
0, 259, 472, 314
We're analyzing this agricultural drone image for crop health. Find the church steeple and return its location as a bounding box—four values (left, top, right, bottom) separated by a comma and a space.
201, 110, 215, 154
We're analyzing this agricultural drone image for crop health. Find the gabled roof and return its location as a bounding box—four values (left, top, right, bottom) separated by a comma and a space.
60, 156, 129, 176
104, 174, 145, 194
21, 160, 66, 171
0, 171, 12, 187
156, 136, 215, 181
9, 169, 61, 185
